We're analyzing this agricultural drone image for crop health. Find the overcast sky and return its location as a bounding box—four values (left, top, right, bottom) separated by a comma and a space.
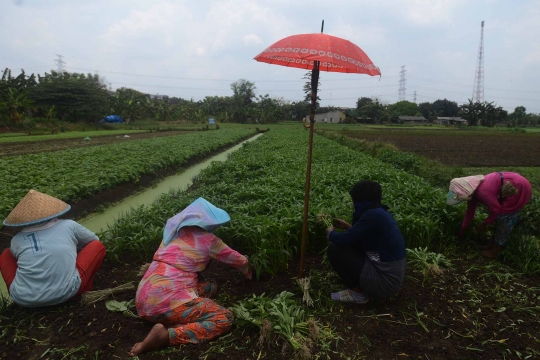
1, 0, 539, 112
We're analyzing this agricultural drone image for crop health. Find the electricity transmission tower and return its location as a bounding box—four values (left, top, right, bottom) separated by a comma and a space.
472, 21, 485, 103
413, 91, 417, 103
54, 54, 66, 74
398, 66, 407, 101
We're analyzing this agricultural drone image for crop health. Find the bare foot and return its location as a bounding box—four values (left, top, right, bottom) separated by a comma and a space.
128, 323, 169, 357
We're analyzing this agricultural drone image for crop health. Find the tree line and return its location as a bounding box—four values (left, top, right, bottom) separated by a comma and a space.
0, 69, 314, 129
1, 68, 538, 129
353, 96, 539, 127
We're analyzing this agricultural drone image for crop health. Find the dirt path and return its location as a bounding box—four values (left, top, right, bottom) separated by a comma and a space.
0, 131, 190, 157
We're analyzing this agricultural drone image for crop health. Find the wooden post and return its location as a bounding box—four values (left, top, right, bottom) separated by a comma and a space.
299, 60, 320, 278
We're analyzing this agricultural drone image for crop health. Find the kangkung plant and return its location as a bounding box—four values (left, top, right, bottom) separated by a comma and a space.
230, 291, 339, 358
101, 129, 464, 273
0, 128, 254, 222
406, 247, 452, 278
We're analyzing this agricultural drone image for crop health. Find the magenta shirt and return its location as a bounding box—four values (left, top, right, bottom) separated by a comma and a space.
462, 172, 532, 229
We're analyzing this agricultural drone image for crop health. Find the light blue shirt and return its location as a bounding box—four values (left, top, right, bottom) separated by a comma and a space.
10, 219, 98, 307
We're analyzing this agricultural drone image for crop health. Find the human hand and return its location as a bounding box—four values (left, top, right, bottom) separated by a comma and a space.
333, 218, 351, 230
326, 226, 335, 240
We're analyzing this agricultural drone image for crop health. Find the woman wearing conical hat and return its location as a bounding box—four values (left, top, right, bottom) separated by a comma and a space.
0, 190, 106, 307
447, 172, 532, 258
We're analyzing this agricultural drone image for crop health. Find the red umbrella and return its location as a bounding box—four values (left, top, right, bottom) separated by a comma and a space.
254, 21, 381, 278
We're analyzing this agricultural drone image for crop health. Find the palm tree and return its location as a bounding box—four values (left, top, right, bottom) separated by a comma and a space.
0, 88, 34, 124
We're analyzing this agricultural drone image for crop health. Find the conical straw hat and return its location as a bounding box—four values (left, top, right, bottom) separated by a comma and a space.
3, 190, 71, 227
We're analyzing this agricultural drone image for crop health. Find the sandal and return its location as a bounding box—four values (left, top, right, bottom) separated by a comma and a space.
331, 289, 369, 304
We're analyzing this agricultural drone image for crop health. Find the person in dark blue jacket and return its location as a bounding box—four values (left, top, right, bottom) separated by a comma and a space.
326, 180, 406, 304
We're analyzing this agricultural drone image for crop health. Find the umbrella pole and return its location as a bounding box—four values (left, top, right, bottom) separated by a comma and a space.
299, 61, 320, 278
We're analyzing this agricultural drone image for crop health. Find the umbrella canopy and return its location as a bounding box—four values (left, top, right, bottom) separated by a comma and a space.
254, 22, 380, 278
254, 33, 381, 76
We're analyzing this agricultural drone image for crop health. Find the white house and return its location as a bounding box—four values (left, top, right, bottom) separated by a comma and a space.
397, 116, 428, 124
435, 117, 468, 125
306, 111, 347, 123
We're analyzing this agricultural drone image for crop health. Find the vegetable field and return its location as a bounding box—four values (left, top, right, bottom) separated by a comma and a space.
1, 128, 539, 359
100, 130, 464, 269
0, 129, 254, 223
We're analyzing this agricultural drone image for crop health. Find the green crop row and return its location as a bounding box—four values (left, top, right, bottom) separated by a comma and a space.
0, 129, 255, 222
100, 129, 465, 275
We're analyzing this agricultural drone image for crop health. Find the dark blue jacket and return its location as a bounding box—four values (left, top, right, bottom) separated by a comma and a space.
328, 207, 406, 262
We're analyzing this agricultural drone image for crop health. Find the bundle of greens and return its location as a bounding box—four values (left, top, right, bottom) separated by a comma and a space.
406, 247, 452, 278
230, 291, 339, 358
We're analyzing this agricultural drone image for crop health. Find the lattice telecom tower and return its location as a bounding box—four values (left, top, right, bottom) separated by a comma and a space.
472, 21, 485, 103
398, 66, 407, 101
54, 54, 66, 73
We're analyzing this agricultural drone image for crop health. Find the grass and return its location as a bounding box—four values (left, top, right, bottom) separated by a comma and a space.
0, 129, 147, 143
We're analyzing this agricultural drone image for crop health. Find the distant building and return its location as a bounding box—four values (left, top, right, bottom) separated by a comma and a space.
397, 116, 428, 124
435, 117, 468, 125
307, 111, 347, 123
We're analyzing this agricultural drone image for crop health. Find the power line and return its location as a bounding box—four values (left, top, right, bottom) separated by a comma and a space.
109, 81, 398, 92
408, 75, 540, 94
66, 66, 398, 83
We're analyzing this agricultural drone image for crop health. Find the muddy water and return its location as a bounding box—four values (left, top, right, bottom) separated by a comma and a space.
80, 133, 263, 233
0, 134, 263, 299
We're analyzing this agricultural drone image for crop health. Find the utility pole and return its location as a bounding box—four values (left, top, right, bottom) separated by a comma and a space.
398, 66, 407, 101
54, 54, 66, 74
472, 21, 485, 103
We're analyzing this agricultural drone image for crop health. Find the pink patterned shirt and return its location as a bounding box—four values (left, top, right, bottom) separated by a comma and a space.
462, 172, 532, 229
135, 226, 250, 317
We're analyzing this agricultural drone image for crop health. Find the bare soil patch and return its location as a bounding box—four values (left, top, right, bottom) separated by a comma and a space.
341, 131, 540, 167
1, 254, 538, 359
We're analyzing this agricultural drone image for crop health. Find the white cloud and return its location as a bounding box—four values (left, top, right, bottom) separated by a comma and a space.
401, 0, 466, 25
525, 51, 540, 63
243, 34, 262, 45
0, 0, 539, 111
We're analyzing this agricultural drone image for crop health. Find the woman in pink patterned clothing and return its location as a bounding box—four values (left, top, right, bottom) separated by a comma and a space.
447, 172, 532, 258
129, 198, 251, 357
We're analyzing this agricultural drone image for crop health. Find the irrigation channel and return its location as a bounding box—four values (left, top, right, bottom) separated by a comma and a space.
0, 133, 263, 299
